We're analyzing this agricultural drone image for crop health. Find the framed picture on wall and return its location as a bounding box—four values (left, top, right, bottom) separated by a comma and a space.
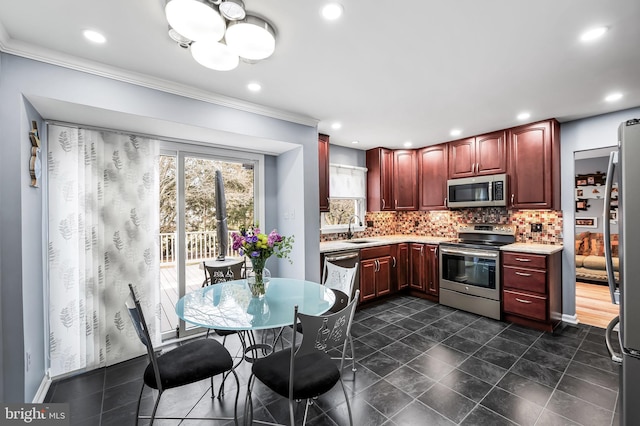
576, 217, 597, 228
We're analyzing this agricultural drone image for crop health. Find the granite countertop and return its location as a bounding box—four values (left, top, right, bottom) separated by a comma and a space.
321, 235, 563, 255
501, 243, 563, 255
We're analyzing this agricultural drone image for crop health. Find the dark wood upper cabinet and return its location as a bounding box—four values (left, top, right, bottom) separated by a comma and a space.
475, 131, 507, 176
448, 137, 475, 179
448, 131, 506, 179
393, 150, 417, 210
318, 134, 330, 212
418, 144, 448, 210
366, 148, 394, 211
508, 119, 560, 210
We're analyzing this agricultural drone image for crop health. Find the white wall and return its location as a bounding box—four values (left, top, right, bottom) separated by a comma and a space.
560, 106, 640, 319
0, 53, 319, 402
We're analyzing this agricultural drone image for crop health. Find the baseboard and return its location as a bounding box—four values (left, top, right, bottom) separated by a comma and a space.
32, 374, 51, 403
562, 313, 579, 325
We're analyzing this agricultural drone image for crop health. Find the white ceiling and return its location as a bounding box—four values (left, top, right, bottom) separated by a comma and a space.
1, 0, 639, 152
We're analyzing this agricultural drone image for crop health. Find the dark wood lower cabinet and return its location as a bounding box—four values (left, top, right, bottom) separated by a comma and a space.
502, 250, 562, 332
395, 243, 409, 290
359, 246, 392, 303
408, 243, 439, 302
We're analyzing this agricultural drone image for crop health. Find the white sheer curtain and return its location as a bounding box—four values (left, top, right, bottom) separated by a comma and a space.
47, 124, 160, 377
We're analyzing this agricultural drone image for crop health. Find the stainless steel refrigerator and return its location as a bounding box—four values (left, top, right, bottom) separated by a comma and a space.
604, 118, 640, 425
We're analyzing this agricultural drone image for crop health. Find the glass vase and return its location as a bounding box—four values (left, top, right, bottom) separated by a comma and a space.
247, 257, 269, 298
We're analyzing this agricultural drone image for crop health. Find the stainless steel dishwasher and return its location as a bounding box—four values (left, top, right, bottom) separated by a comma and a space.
321, 250, 360, 299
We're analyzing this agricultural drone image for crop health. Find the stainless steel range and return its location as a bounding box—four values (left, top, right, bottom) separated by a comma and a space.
439, 223, 516, 320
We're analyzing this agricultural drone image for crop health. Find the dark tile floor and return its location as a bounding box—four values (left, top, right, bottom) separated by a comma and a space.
45, 295, 621, 425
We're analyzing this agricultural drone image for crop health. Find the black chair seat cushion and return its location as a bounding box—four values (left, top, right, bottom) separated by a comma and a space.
252, 348, 340, 400
144, 339, 232, 390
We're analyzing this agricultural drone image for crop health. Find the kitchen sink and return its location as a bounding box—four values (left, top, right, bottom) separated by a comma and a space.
344, 239, 375, 244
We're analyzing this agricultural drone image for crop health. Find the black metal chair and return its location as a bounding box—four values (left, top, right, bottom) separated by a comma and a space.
244, 290, 360, 426
321, 259, 359, 374
126, 284, 239, 425
202, 262, 248, 397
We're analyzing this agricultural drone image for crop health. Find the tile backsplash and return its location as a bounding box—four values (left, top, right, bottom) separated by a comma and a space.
321, 209, 563, 244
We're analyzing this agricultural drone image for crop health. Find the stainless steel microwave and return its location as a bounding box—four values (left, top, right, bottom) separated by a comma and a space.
447, 173, 507, 208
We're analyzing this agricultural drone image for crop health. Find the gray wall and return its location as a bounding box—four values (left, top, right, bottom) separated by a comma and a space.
560, 106, 640, 319
0, 53, 319, 402
329, 144, 366, 168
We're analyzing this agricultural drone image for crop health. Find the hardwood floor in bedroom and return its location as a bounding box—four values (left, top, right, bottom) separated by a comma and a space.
576, 281, 619, 329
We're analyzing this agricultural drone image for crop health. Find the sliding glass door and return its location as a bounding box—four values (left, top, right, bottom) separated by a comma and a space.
158, 149, 256, 340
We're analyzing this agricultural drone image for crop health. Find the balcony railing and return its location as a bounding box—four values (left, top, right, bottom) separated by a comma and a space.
159, 230, 239, 264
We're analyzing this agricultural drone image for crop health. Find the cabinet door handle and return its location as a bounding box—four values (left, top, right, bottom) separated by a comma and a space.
444, 197, 447, 207
515, 271, 532, 277
421, 246, 424, 256
511, 194, 515, 206
382, 199, 386, 209
515, 258, 531, 262
375, 259, 380, 272
392, 256, 396, 268
515, 298, 532, 304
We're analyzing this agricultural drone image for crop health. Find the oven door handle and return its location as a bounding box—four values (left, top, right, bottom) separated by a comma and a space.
439, 247, 498, 258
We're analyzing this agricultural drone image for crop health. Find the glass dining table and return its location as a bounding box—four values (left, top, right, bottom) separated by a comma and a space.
176, 277, 335, 331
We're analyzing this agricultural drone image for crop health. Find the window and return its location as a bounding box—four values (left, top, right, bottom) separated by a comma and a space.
321, 164, 367, 233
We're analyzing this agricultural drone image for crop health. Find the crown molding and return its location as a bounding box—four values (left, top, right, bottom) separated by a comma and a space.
0, 29, 319, 129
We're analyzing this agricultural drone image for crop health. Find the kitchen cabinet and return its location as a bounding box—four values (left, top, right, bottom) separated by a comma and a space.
425, 244, 439, 297
508, 119, 560, 210
395, 243, 409, 290
366, 148, 394, 211
418, 144, 448, 210
318, 134, 330, 212
409, 243, 439, 301
359, 245, 392, 302
393, 150, 417, 210
502, 250, 562, 332
448, 131, 507, 179
409, 243, 426, 291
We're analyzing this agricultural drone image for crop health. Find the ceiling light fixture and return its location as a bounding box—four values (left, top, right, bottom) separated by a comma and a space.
83, 30, 106, 44
352, 140, 359, 144
322, 3, 344, 20
605, 92, 623, 102
331, 122, 342, 130
165, 0, 276, 71
450, 129, 462, 137
247, 82, 261, 92
219, 0, 246, 20
517, 112, 531, 120
404, 141, 413, 147
580, 26, 608, 42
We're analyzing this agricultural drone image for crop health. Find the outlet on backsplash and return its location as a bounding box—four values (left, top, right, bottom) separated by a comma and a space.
531, 223, 543, 232
367, 220, 374, 227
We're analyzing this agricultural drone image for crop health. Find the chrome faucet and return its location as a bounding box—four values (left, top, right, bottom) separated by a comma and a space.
346, 215, 362, 240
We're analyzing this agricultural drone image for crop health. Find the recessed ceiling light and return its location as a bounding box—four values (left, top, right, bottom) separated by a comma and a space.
247, 82, 261, 92
403, 141, 413, 148
321, 3, 343, 20
605, 92, 623, 102
450, 129, 462, 137
517, 112, 531, 120
580, 26, 608, 42
83, 30, 106, 44
351, 140, 359, 144
331, 122, 342, 130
